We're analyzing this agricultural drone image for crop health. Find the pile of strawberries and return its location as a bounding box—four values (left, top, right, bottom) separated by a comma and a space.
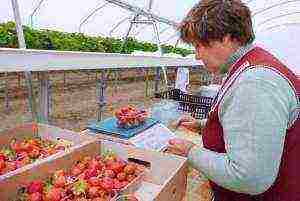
115, 106, 148, 129
17, 153, 141, 201
0, 137, 67, 176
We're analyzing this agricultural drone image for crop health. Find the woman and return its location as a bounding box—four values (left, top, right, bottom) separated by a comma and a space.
168, 0, 300, 200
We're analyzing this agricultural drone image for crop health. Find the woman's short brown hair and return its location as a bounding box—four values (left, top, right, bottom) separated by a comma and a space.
179, 0, 255, 46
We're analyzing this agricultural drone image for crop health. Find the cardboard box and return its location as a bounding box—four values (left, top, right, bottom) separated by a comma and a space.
0, 123, 94, 180
0, 139, 188, 201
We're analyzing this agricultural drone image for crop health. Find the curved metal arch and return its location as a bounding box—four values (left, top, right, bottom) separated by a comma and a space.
29, 0, 47, 27
109, 16, 131, 37
253, 0, 300, 17
78, 2, 109, 33
151, 26, 171, 41
260, 22, 300, 32
256, 11, 300, 29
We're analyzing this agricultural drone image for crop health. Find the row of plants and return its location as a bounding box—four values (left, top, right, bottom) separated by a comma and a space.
0, 21, 193, 56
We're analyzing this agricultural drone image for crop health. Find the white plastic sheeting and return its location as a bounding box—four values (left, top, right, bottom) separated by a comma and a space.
0, 0, 299, 73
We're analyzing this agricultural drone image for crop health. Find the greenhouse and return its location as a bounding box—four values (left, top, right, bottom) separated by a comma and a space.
0, 0, 299, 200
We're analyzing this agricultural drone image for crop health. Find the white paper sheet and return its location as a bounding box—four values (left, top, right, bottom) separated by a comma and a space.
129, 123, 176, 152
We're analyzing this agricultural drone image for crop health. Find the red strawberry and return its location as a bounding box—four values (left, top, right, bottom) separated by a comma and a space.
104, 169, 115, 178
95, 155, 103, 161
10, 140, 22, 152
71, 165, 82, 176
84, 168, 98, 179
77, 162, 86, 171
0, 153, 7, 161
28, 192, 43, 201
28, 148, 40, 159
53, 175, 66, 188
109, 161, 125, 174
20, 142, 32, 152
45, 187, 62, 201
88, 177, 101, 186
27, 180, 43, 194
54, 170, 65, 178
77, 172, 86, 180
100, 177, 114, 192
88, 186, 100, 198
0, 159, 6, 170
88, 159, 102, 170
113, 179, 123, 190
124, 164, 136, 175
116, 172, 126, 182
2, 161, 17, 173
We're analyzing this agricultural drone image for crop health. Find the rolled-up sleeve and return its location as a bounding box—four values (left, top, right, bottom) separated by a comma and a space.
188, 67, 297, 195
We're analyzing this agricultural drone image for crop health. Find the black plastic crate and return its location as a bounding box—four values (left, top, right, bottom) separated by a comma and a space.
155, 88, 213, 119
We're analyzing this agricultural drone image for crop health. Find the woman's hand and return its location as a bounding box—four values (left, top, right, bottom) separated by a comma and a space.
167, 138, 195, 157
176, 115, 201, 133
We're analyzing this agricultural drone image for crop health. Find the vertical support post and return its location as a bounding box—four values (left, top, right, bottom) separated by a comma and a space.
121, 14, 139, 53
4, 72, 10, 112
39, 72, 50, 123
152, 21, 168, 87
11, 0, 39, 123
97, 70, 107, 121
154, 67, 160, 95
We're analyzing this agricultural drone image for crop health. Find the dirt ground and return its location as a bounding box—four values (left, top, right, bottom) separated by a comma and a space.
0, 69, 205, 132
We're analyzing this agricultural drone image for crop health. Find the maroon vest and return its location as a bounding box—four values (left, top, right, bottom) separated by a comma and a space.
202, 47, 300, 201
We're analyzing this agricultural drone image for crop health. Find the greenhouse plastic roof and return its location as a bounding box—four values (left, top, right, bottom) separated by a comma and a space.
0, 0, 299, 73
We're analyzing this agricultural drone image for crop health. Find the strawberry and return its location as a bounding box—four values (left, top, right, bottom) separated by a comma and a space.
92, 198, 107, 201
28, 192, 43, 201
88, 159, 102, 170
20, 142, 32, 152
53, 175, 66, 188
77, 162, 86, 171
77, 172, 86, 180
116, 172, 126, 182
27, 180, 43, 194
113, 179, 123, 190
88, 177, 101, 186
10, 140, 22, 152
109, 161, 125, 174
0, 159, 6, 170
2, 161, 17, 173
84, 168, 98, 179
104, 169, 115, 179
88, 186, 100, 198
54, 169, 65, 178
71, 165, 83, 176
45, 187, 62, 201
124, 164, 136, 175
27, 139, 40, 147
0, 153, 7, 161
100, 177, 114, 192
95, 155, 103, 161
28, 148, 40, 159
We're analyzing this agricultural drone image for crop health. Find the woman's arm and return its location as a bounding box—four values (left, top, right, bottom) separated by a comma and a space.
188, 67, 297, 195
